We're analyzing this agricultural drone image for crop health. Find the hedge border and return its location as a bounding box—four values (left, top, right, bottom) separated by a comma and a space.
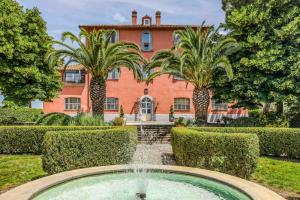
0, 126, 114, 154
171, 127, 260, 178
190, 127, 300, 159
42, 126, 138, 174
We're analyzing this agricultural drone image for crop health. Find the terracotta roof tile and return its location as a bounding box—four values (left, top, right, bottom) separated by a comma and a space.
62, 64, 84, 71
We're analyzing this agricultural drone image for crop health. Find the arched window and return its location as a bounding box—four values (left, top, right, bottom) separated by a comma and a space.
173, 33, 180, 46
141, 31, 152, 51
65, 98, 81, 110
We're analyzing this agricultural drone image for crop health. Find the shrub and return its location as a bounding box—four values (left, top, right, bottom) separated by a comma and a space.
42, 126, 138, 174
71, 113, 107, 126
175, 117, 185, 127
190, 127, 300, 159
35, 112, 72, 125
171, 127, 259, 178
223, 116, 261, 127
0, 126, 113, 154
114, 117, 124, 126
0, 108, 43, 123
0, 116, 17, 125
119, 105, 124, 118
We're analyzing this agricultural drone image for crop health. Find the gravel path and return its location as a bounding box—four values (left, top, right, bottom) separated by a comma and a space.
132, 144, 176, 165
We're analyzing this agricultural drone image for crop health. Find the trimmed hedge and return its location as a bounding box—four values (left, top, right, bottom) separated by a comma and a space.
171, 127, 259, 178
190, 127, 300, 159
0, 126, 113, 154
42, 126, 137, 174
0, 108, 43, 123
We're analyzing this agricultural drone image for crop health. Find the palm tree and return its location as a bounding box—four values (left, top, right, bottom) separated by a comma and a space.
146, 23, 237, 125
47, 29, 145, 116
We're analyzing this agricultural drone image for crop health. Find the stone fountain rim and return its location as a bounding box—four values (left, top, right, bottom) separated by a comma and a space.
0, 165, 285, 200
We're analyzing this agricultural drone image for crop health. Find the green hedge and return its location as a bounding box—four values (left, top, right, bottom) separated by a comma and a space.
0, 108, 43, 123
190, 127, 300, 159
42, 126, 137, 174
171, 127, 259, 178
0, 126, 114, 154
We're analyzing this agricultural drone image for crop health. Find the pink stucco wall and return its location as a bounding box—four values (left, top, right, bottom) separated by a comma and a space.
43, 19, 247, 120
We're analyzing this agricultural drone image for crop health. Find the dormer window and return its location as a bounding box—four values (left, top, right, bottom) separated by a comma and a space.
144, 19, 150, 26
142, 15, 152, 26
141, 31, 152, 51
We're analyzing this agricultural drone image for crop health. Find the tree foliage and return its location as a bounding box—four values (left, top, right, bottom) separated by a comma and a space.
47, 29, 145, 115
213, 0, 300, 110
146, 24, 237, 124
0, 0, 61, 106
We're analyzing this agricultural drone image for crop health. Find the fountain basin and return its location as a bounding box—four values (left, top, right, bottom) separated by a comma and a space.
0, 165, 285, 200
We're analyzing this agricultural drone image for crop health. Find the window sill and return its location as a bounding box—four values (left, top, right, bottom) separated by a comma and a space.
211, 109, 228, 111
174, 110, 190, 112
64, 82, 85, 86
141, 50, 154, 52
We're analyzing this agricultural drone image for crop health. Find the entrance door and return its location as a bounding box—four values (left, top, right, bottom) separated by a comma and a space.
140, 97, 153, 121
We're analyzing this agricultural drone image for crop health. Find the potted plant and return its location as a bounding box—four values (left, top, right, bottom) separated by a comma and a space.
169, 105, 174, 122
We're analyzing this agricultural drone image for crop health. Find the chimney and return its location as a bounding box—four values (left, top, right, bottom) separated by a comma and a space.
132, 10, 137, 25
155, 11, 161, 25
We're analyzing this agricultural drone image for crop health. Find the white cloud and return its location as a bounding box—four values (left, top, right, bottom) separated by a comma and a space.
113, 13, 127, 23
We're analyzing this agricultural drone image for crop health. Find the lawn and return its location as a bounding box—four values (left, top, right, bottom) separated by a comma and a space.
0, 155, 46, 193
0, 155, 300, 198
252, 157, 300, 196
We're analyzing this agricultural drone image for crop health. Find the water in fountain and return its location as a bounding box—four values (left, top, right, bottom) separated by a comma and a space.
130, 111, 154, 199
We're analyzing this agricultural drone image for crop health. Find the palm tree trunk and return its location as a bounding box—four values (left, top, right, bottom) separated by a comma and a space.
193, 87, 209, 125
90, 76, 106, 117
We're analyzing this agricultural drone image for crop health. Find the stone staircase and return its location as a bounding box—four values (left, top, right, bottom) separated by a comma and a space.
137, 125, 173, 144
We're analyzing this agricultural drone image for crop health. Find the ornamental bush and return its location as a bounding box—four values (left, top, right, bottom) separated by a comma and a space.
0, 126, 113, 154
0, 108, 43, 123
42, 126, 137, 174
171, 127, 259, 178
190, 127, 300, 159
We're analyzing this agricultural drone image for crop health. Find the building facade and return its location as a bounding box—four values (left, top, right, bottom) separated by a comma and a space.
43, 11, 247, 123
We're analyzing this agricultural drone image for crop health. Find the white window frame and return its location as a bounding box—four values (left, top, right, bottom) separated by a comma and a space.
211, 99, 228, 111
174, 98, 190, 111
65, 98, 81, 110
144, 19, 151, 26
107, 69, 120, 80
64, 70, 82, 83
105, 97, 119, 110
141, 31, 152, 51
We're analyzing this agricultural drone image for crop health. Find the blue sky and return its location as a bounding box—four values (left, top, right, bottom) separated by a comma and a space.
19, 0, 225, 41
3, 0, 225, 108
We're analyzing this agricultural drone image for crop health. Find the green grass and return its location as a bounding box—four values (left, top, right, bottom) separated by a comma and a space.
252, 157, 300, 194
0, 155, 46, 193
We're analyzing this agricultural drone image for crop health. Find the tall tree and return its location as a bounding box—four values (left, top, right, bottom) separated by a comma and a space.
0, 0, 61, 106
146, 24, 236, 125
213, 0, 300, 113
47, 29, 145, 116
222, 0, 252, 12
